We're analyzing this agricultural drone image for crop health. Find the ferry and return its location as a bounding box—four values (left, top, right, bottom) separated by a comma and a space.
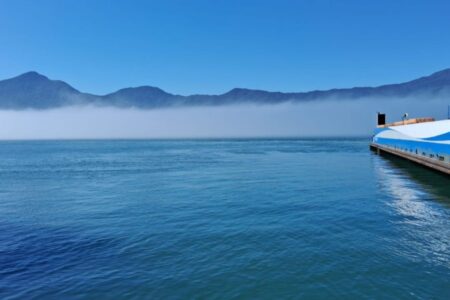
370, 113, 450, 175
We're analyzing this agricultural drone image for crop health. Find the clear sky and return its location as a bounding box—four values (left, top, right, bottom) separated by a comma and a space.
1, 0, 450, 95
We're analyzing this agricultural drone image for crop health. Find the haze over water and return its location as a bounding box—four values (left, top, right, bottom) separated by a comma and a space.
0, 139, 449, 299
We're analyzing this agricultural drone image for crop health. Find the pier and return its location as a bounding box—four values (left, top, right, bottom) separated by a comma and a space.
370, 143, 450, 175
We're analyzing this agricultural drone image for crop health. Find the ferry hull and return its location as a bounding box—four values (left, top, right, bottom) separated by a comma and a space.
372, 119, 450, 174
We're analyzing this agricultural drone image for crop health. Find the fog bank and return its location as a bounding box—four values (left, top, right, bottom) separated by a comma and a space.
0, 97, 448, 139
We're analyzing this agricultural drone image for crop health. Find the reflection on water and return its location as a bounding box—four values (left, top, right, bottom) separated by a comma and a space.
374, 152, 450, 203
373, 153, 450, 268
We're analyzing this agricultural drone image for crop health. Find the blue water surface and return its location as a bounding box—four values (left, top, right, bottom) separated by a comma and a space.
0, 139, 449, 299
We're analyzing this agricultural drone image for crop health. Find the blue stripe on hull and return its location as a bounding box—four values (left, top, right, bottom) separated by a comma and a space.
423, 131, 450, 141
374, 137, 450, 156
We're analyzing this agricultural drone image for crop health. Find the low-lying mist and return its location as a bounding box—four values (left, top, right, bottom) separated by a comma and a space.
0, 97, 448, 139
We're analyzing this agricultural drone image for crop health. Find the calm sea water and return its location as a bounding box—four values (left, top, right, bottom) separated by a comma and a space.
0, 139, 449, 299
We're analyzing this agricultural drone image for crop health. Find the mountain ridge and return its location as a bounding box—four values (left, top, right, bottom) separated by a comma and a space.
1, 68, 450, 109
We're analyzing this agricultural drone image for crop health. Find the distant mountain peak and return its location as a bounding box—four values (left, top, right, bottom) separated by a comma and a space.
116, 85, 169, 94
22, 71, 41, 76
428, 68, 450, 78
107, 85, 173, 98
0, 71, 82, 109
16, 71, 49, 81
1, 68, 450, 109
223, 87, 267, 96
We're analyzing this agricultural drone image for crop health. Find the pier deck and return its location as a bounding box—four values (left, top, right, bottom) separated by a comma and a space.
370, 143, 450, 175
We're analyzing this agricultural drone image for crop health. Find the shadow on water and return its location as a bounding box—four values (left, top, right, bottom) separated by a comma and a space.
373, 151, 450, 204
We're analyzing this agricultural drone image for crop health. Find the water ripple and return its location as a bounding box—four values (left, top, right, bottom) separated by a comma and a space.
0, 139, 449, 299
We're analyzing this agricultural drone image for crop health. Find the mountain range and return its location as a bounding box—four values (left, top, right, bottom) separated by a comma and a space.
1, 69, 450, 109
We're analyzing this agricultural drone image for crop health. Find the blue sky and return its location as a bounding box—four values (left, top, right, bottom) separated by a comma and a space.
1, 0, 450, 95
